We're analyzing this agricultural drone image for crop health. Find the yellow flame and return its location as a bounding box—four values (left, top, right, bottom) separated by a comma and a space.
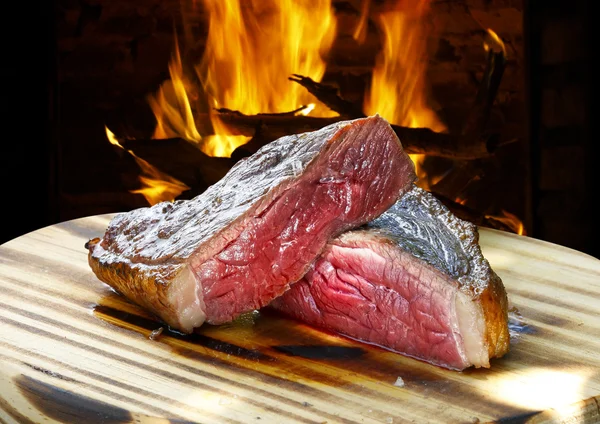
148, 39, 202, 143
483, 28, 506, 56
298, 103, 316, 116
131, 168, 190, 205
198, 0, 336, 115
105, 126, 189, 205
364, 0, 445, 188
148, 0, 338, 158
105, 126, 122, 148
352, 0, 371, 44
486, 210, 526, 235
202, 105, 251, 158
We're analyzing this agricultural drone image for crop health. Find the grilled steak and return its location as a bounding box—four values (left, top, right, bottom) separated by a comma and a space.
87, 116, 416, 333
271, 186, 509, 370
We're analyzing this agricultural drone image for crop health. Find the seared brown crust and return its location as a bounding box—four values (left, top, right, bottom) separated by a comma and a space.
271, 226, 509, 369
87, 238, 185, 329
480, 271, 510, 359
344, 186, 511, 364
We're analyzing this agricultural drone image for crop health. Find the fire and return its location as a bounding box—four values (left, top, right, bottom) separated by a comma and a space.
299, 103, 316, 116
105, 127, 190, 205
487, 210, 526, 236
131, 171, 189, 206
363, 0, 445, 187
111, 1, 526, 236
147, 40, 202, 143
148, 0, 338, 158
484, 28, 506, 55
353, 0, 371, 44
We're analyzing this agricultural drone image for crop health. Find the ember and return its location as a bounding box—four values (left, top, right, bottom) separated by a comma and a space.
364, 0, 446, 186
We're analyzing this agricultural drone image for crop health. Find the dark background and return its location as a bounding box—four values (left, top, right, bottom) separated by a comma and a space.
1, 0, 598, 259
525, 0, 597, 259
2, 1, 57, 243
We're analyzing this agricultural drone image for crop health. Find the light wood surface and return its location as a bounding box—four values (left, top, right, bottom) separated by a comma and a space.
1, 214, 599, 424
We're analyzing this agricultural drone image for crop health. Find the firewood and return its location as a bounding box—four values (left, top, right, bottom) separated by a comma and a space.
220, 53, 510, 160
288, 74, 365, 118
117, 138, 235, 193
431, 192, 515, 233
216, 110, 496, 160
432, 29, 508, 198
111, 135, 518, 233
461, 29, 507, 141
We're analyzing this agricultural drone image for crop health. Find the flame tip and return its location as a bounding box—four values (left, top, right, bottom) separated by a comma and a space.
138, 0, 522, 229
486, 209, 526, 236
484, 28, 506, 55
150, 0, 337, 159
105, 125, 124, 148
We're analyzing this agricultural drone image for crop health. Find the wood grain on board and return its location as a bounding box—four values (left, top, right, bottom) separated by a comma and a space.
1, 214, 599, 424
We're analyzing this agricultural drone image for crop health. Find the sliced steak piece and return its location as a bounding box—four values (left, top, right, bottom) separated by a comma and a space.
87, 115, 416, 333
270, 186, 510, 370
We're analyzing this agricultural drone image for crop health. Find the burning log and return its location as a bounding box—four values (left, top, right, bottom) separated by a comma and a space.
215, 27, 509, 162
216, 105, 312, 118
432, 193, 514, 233
112, 134, 517, 234
288, 74, 365, 118
116, 137, 235, 196
216, 109, 497, 160
214, 108, 341, 139
219, 31, 509, 162
431, 29, 508, 198
461, 29, 507, 143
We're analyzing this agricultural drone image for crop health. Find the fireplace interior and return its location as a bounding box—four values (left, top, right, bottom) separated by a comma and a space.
2, 0, 596, 259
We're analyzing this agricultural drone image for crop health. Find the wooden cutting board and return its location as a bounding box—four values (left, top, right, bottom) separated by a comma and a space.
1, 214, 599, 424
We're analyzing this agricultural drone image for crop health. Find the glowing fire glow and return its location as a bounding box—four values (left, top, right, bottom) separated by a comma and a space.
363, 0, 446, 187
148, 0, 338, 159
298, 103, 316, 116
106, 0, 527, 236
148, 40, 202, 143
484, 28, 506, 55
353, 0, 371, 44
487, 210, 526, 236
105, 127, 189, 205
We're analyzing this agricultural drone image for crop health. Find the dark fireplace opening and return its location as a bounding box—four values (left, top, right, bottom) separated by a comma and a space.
2, 0, 597, 259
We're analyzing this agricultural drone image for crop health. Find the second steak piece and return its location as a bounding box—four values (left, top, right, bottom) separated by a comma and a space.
271, 186, 510, 370
87, 115, 416, 333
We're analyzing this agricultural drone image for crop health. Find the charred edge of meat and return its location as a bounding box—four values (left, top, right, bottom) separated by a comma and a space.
367, 186, 510, 360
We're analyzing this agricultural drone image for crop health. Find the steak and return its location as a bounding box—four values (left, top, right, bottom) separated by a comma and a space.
270, 186, 509, 370
87, 115, 416, 333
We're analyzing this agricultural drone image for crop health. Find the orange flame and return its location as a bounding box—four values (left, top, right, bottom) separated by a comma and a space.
484, 28, 506, 56
353, 0, 371, 45
105, 127, 189, 205
147, 39, 202, 143
487, 210, 526, 236
149, 0, 338, 158
118, 2, 522, 230
364, 0, 445, 187
131, 170, 189, 206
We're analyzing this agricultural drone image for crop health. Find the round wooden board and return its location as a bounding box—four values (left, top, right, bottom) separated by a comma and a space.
1, 214, 599, 424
